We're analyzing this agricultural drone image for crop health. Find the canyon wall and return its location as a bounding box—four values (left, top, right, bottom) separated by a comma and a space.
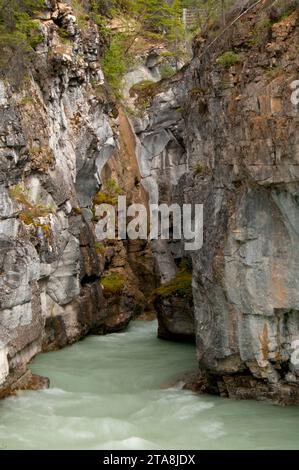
1, 0, 299, 405
0, 0, 161, 398
187, 3, 299, 404
132, 1, 299, 404
130, 75, 196, 341
0, 1, 147, 397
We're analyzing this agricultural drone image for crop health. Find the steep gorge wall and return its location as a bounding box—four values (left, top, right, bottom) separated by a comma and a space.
130, 76, 196, 341
0, 0, 161, 398
133, 1, 299, 404
95, 108, 157, 329
1, 0, 299, 406
186, 4, 299, 403
0, 1, 140, 397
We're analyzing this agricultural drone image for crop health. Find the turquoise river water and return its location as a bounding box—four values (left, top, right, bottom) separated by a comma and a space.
0, 321, 298, 450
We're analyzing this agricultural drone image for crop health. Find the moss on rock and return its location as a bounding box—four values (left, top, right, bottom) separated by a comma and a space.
101, 272, 125, 297
153, 270, 193, 300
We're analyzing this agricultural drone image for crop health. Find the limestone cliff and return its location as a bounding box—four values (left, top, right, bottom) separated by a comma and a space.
187, 2, 299, 404
131, 0, 299, 404
0, 0, 152, 397
1, 0, 299, 406
95, 108, 157, 329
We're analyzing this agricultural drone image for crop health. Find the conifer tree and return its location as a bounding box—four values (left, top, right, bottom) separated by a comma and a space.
0, 0, 45, 82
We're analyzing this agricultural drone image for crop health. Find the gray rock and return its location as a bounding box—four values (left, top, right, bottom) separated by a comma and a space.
0, 5, 117, 397
133, 1, 299, 403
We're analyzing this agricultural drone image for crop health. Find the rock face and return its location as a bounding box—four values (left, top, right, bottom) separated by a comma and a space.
1, 0, 299, 406
187, 4, 299, 404
130, 75, 196, 341
0, 1, 122, 397
134, 2, 299, 403
154, 295, 194, 342
95, 109, 158, 331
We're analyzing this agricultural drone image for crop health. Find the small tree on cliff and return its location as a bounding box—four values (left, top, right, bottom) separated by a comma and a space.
0, 0, 45, 85
100, 0, 187, 95
164, 0, 186, 66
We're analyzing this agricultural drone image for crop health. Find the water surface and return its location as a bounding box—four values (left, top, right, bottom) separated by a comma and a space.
0, 321, 298, 450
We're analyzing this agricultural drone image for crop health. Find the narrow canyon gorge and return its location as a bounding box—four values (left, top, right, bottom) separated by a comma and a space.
1, 0, 299, 416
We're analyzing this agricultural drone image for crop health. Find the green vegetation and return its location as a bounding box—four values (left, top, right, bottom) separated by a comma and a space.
9, 184, 54, 228
266, 65, 282, 82
256, 15, 272, 31
217, 50, 240, 69
194, 161, 202, 175
153, 264, 193, 300
0, 0, 45, 83
248, 2, 297, 48
71, 0, 88, 29
95, 241, 105, 255
278, 7, 296, 22
17, 96, 34, 106
250, 0, 296, 48
93, 178, 123, 206
129, 79, 157, 108
102, 34, 127, 97
271, 0, 297, 23
248, 13, 273, 48
0, 0, 241, 91
95, 0, 188, 96
181, 0, 235, 33
57, 26, 72, 42
101, 272, 125, 296
130, 79, 155, 91
160, 63, 174, 79
90, 12, 109, 37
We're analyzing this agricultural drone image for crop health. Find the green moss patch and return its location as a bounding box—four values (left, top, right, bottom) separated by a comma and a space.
101, 272, 125, 297
93, 179, 123, 207
95, 242, 105, 255
217, 51, 240, 69
153, 270, 193, 300
194, 161, 202, 176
